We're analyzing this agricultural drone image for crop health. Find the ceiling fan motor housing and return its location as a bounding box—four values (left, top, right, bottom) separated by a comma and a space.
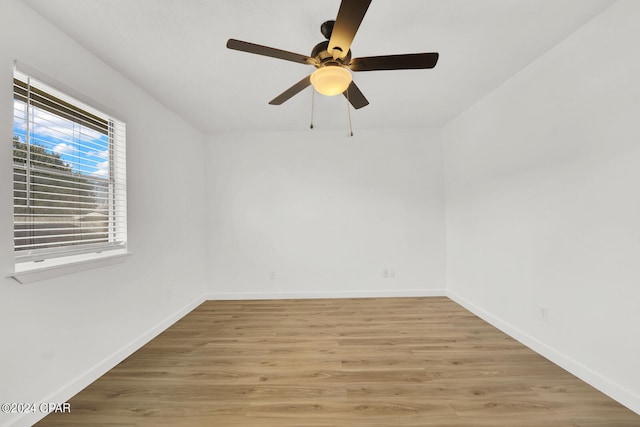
314, 20, 352, 66
311, 40, 351, 66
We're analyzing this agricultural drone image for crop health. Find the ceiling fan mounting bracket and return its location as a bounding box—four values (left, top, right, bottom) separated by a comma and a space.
320, 20, 335, 40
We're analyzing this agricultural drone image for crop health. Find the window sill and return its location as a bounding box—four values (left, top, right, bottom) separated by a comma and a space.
9, 250, 130, 284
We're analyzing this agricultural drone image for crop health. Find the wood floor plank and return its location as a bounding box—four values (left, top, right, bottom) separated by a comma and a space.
35, 297, 639, 426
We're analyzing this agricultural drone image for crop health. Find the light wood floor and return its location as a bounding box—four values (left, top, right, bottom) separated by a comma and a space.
36, 297, 640, 426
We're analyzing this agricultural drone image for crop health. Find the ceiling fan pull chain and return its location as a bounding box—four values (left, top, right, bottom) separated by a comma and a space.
310, 88, 315, 129
346, 89, 354, 137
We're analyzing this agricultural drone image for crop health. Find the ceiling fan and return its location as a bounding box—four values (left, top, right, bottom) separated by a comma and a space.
226, 0, 439, 110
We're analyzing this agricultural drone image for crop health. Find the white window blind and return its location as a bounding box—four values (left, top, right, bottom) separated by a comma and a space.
12, 70, 127, 264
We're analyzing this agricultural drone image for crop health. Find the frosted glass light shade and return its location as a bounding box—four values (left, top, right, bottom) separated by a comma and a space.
311, 66, 352, 96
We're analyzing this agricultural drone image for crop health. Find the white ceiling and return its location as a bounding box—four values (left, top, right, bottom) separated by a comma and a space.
22, 0, 616, 134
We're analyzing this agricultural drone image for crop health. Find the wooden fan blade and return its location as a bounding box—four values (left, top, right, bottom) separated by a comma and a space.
269, 75, 312, 105
343, 81, 369, 109
227, 39, 317, 65
350, 53, 439, 71
328, 0, 372, 60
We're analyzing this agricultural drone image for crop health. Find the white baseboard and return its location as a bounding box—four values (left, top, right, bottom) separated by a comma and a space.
446, 290, 640, 416
205, 288, 448, 300
9, 295, 205, 427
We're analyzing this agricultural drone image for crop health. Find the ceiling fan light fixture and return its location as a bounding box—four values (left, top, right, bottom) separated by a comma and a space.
310, 66, 352, 96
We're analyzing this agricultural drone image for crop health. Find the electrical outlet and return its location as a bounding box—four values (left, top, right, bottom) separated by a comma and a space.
270, 272, 276, 280
539, 306, 549, 322
390, 269, 396, 278
383, 269, 389, 278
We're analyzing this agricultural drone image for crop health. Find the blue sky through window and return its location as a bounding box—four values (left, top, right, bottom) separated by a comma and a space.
13, 98, 109, 178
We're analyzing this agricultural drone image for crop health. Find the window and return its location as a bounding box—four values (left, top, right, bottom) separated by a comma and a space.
12, 69, 127, 271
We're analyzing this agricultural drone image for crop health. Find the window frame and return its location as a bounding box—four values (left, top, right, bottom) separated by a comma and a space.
10, 64, 128, 282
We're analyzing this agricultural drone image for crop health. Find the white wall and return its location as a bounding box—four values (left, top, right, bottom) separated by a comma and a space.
443, 0, 640, 414
205, 128, 446, 299
0, 2, 208, 426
